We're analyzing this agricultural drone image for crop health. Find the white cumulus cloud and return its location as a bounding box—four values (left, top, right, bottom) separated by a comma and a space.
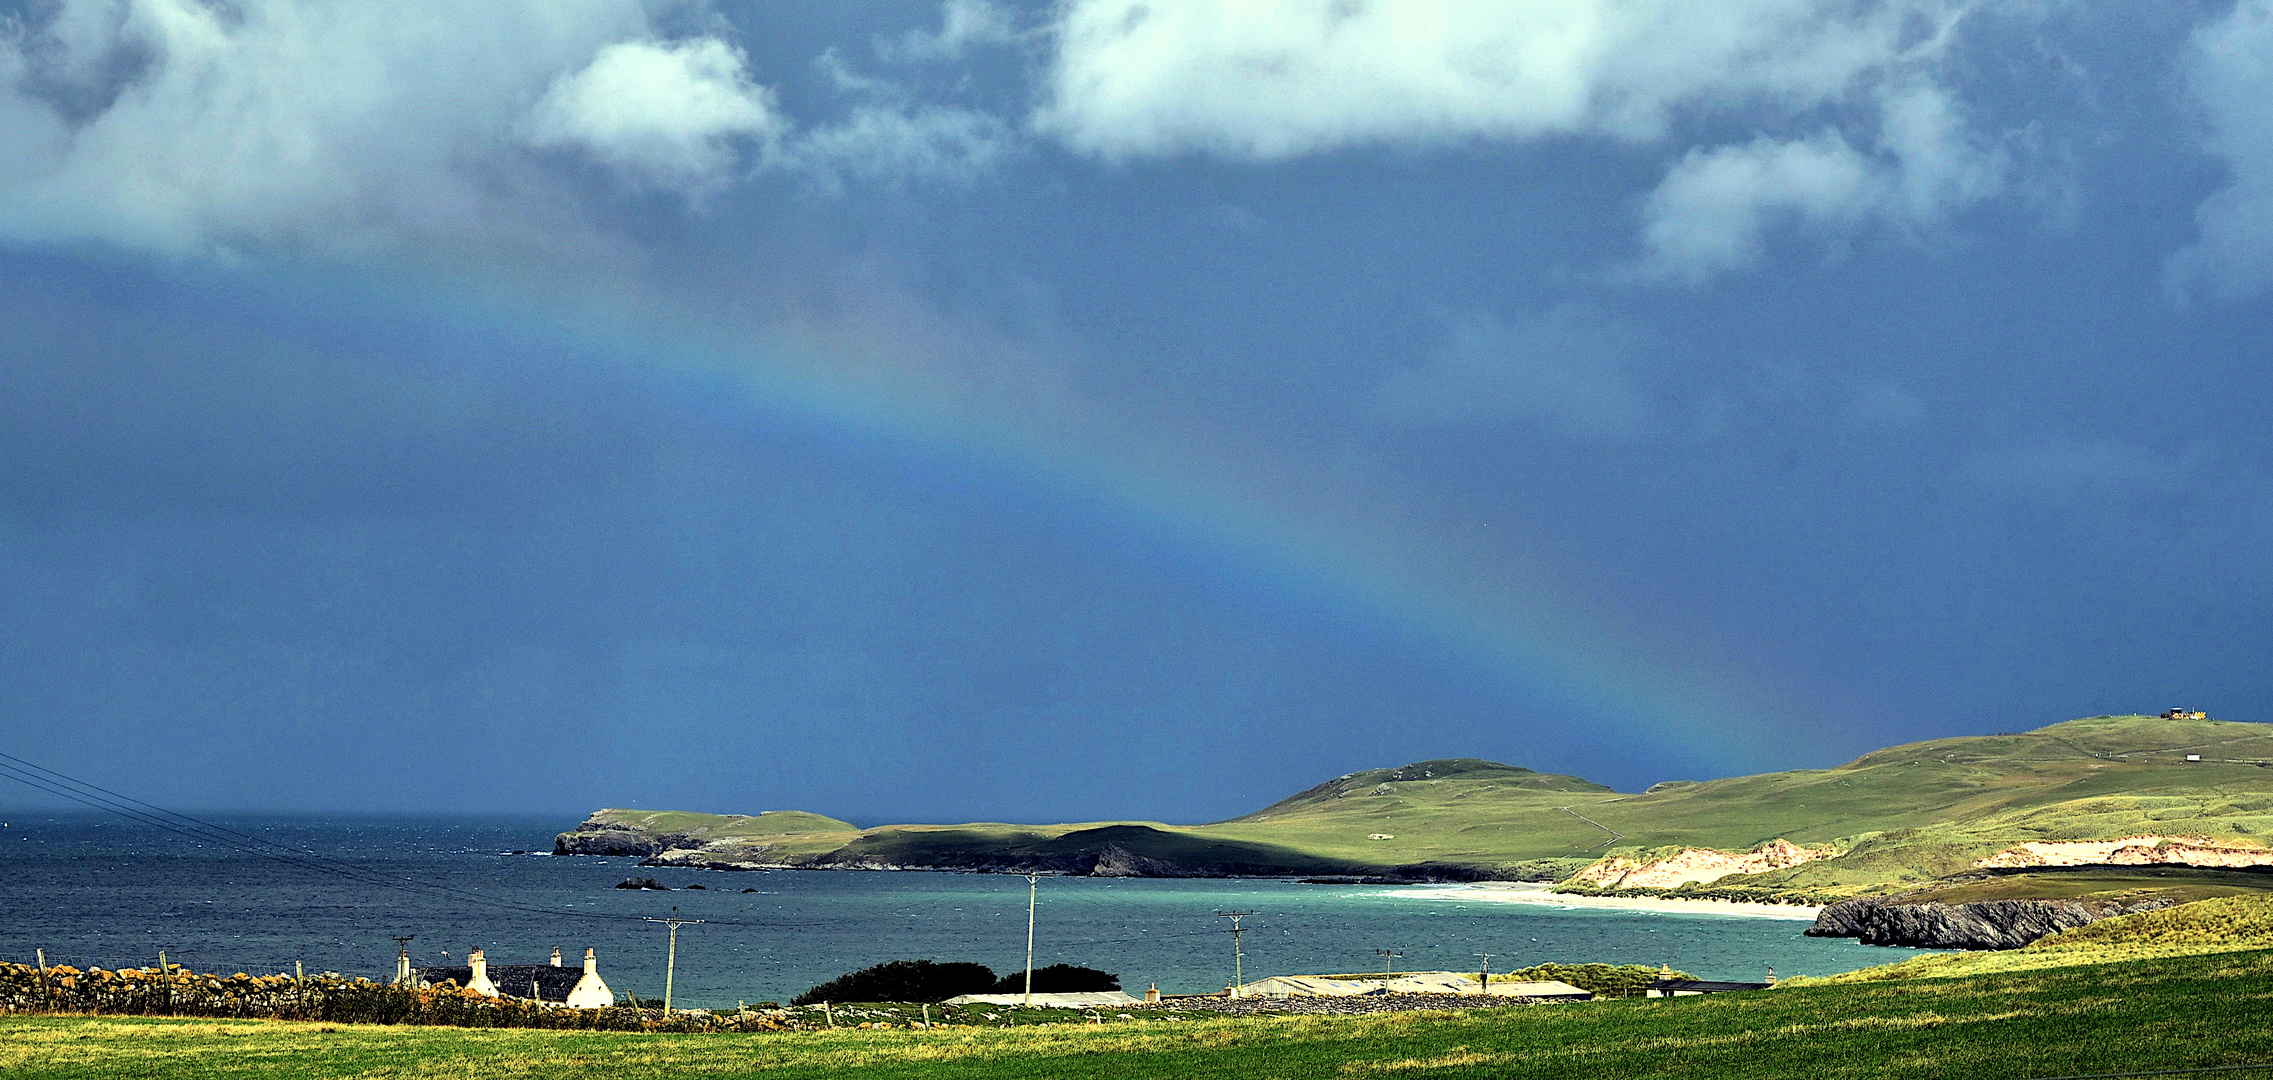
0, 0, 660, 255
1636, 80, 2003, 281
0, 1, 992, 258
1035, 0, 2010, 280
526, 37, 786, 195
1639, 131, 1886, 281
2169, 0, 2273, 301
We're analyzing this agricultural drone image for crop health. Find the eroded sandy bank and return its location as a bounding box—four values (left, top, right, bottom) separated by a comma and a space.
1384, 881, 1823, 920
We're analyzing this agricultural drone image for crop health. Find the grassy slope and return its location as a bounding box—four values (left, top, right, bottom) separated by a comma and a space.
584, 717, 2273, 890
10, 949, 2273, 1079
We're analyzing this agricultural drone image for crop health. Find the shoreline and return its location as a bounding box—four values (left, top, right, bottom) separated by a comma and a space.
1383, 881, 1824, 920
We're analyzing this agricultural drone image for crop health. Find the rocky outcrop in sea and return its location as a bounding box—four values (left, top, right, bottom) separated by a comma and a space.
1807, 895, 2170, 950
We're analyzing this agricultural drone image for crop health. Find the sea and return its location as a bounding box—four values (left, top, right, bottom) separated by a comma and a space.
0, 814, 1934, 1008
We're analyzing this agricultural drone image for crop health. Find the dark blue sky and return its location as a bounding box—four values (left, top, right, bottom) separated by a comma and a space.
3, 1, 2271, 822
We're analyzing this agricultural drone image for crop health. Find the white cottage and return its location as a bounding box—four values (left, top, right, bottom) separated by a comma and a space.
414, 946, 615, 1008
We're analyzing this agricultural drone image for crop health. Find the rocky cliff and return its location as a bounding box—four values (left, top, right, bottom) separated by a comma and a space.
553, 819, 700, 857
1807, 895, 2171, 950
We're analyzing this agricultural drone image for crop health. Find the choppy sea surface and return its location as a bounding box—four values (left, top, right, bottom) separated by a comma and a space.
0, 814, 1930, 1007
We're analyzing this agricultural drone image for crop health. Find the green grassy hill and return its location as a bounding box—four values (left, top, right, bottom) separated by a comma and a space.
564, 715, 2273, 896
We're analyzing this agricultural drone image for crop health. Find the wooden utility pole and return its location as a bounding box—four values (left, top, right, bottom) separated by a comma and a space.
1216, 911, 1257, 997
644, 907, 702, 1015
1023, 874, 1040, 1007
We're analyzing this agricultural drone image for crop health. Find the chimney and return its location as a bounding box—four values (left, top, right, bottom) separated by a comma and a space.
551, 947, 563, 967
584, 947, 598, 976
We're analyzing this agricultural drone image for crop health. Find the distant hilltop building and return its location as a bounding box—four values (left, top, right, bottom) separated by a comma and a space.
411, 945, 615, 1008
2161, 708, 2208, 720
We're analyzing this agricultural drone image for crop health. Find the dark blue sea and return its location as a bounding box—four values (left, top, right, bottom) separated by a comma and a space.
0, 814, 1930, 1007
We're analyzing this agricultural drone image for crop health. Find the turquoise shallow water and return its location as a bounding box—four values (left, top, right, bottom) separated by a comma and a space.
0, 814, 1929, 1006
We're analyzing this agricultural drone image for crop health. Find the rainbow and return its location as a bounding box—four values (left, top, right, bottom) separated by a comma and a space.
305, 260, 1840, 776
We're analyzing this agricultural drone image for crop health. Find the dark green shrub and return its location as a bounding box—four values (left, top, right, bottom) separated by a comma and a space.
791, 960, 998, 1005
991, 964, 1120, 994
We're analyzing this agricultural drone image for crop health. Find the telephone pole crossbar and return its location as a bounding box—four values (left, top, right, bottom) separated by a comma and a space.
642, 907, 703, 1016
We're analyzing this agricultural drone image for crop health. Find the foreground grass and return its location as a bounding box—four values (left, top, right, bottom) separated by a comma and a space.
7, 948, 2273, 1079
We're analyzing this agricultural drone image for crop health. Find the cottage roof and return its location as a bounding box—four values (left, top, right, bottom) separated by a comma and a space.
415, 963, 585, 1000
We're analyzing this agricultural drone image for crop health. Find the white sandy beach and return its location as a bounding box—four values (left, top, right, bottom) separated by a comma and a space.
1384, 881, 1823, 920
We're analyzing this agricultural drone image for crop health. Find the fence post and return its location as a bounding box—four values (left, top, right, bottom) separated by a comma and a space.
36, 949, 54, 1011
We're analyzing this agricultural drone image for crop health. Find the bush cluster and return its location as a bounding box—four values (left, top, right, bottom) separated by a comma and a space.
792, 960, 1119, 1004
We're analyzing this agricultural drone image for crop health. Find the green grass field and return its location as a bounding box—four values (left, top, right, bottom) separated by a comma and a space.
8, 948, 2271, 1079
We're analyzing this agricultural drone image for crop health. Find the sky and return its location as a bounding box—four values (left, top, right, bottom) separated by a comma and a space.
3, 0, 2272, 823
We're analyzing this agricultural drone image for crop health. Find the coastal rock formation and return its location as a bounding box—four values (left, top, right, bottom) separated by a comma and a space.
555, 817, 699, 857
1572, 839, 1830, 890
1975, 836, 2273, 871
1808, 895, 2170, 949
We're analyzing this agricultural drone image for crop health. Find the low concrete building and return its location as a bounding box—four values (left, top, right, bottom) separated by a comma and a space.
416, 946, 615, 1008
941, 991, 1143, 1008
1235, 972, 1591, 1000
